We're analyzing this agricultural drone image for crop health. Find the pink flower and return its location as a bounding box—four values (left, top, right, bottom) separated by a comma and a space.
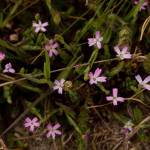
88, 31, 103, 49
53, 79, 65, 94
46, 123, 62, 139
3, 63, 15, 73
134, 0, 148, 10
24, 117, 40, 132
106, 88, 124, 106
114, 46, 132, 60
44, 39, 59, 57
0, 52, 5, 61
135, 74, 150, 91
32, 20, 48, 33
89, 68, 107, 85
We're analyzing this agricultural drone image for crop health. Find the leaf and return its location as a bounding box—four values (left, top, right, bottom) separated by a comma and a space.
51, 9, 61, 25
44, 51, 51, 80
84, 48, 99, 80
133, 107, 143, 123
56, 102, 75, 118
108, 61, 124, 77
20, 82, 42, 93
113, 112, 129, 124
66, 114, 82, 135
3, 85, 13, 104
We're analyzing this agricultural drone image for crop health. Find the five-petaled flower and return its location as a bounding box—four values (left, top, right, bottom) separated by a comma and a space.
46, 123, 62, 139
114, 46, 132, 60
0, 52, 5, 61
134, 0, 148, 10
89, 68, 107, 85
32, 20, 48, 33
135, 74, 150, 91
88, 31, 103, 49
3, 63, 15, 73
53, 79, 65, 94
44, 39, 59, 57
106, 88, 125, 106
24, 117, 40, 132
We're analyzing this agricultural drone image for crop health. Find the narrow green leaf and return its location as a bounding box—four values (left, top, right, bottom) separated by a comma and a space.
44, 52, 51, 80
66, 114, 82, 135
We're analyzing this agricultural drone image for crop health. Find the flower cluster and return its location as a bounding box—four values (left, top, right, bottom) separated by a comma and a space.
24, 117, 61, 139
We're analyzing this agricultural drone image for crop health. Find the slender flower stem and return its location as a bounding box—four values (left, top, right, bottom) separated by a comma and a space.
0, 58, 117, 87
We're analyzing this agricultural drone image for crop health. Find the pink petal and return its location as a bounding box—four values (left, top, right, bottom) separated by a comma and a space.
54, 80, 60, 85
143, 75, 150, 84
95, 31, 100, 39
60, 79, 65, 85
41, 27, 46, 32
112, 88, 118, 97
113, 99, 118, 106
52, 43, 58, 49
32, 117, 38, 122
106, 96, 113, 101
89, 72, 94, 78
34, 122, 40, 127
122, 46, 128, 53
88, 38, 96, 46
97, 76, 107, 82
53, 123, 61, 130
58, 87, 63, 94
6, 63, 11, 69
9, 68, 15, 73
47, 124, 52, 130
89, 79, 97, 85
35, 27, 40, 33
144, 84, 150, 91
55, 130, 62, 135
124, 53, 132, 59
96, 41, 102, 49
52, 49, 58, 56
53, 85, 59, 90
38, 20, 42, 25
32, 22, 38, 27
24, 122, 30, 127
94, 68, 101, 77
25, 117, 31, 123
116, 97, 124, 102
29, 125, 34, 132
114, 46, 120, 55
51, 132, 56, 139
46, 131, 52, 138
48, 51, 53, 57
135, 75, 142, 84
42, 22, 48, 27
